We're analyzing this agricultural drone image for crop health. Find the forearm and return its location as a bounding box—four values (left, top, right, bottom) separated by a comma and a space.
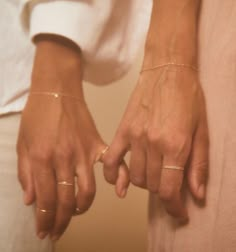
143, 0, 201, 68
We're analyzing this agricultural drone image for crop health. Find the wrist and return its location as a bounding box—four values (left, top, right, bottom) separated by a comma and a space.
143, 0, 199, 68
31, 34, 83, 95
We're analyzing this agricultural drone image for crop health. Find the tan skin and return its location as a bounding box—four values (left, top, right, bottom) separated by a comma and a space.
16, 35, 129, 241
104, 0, 209, 221
17, 0, 209, 242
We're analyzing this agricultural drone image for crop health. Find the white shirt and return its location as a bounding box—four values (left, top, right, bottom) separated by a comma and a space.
0, 0, 152, 116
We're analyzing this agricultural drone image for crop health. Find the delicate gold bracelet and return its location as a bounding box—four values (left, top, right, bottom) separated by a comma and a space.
140, 62, 198, 73
29, 91, 82, 102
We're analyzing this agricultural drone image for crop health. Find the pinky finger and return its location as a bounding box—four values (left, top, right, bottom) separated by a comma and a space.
115, 161, 130, 198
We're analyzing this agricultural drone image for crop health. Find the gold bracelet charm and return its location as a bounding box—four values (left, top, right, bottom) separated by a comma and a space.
29, 91, 82, 102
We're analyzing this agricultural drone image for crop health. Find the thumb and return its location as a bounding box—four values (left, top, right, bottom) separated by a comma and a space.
187, 120, 209, 201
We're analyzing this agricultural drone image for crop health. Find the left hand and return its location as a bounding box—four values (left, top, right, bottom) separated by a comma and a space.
103, 65, 209, 220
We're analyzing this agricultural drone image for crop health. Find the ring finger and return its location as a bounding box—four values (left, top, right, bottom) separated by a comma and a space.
51, 154, 76, 240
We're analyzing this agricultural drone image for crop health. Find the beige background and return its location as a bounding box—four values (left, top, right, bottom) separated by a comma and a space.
56, 54, 148, 252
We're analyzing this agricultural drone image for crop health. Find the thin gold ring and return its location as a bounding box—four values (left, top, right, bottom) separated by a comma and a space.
95, 146, 109, 163
57, 181, 74, 186
37, 207, 54, 213
163, 165, 184, 171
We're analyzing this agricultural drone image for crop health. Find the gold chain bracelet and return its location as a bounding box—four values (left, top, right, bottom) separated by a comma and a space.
140, 62, 198, 73
29, 91, 82, 102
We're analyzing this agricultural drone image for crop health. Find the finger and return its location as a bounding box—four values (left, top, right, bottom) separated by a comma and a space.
75, 163, 96, 215
96, 143, 130, 198
115, 161, 130, 198
187, 117, 209, 201
159, 137, 192, 220
103, 133, 129, 184
17, 151, 35, 205
158, 132, 193, 220
32, 156, 57, 239
129, 143, 147, 189
146, 144, 162, 193
159, 159, 187, 220
50, 154, 76, 241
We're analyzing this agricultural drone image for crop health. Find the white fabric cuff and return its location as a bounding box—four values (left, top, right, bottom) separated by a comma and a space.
19, 0, 152, 85
26, 1, 90, 48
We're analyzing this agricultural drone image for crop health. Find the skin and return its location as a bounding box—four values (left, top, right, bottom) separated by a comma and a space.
17, 0, 209, 242
16, 35, 129, 241
103, 0, 209, 221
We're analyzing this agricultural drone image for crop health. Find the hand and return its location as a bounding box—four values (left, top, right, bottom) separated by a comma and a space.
16, 35, 129, 241
103, 65, 209, 220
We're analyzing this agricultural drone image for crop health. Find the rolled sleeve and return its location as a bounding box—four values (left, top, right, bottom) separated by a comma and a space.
19, 0, 152, 85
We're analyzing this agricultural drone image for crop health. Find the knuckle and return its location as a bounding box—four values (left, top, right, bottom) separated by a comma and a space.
146, 128, 161, 146
104, 172, 117, 184
164, 132, 191, 155
130, 174, 145, 187
159, 186, 177, 201
103, 155, 118, 169
130, 125, 144, 141
54, 145, 74, 161
29, 146, 53, 162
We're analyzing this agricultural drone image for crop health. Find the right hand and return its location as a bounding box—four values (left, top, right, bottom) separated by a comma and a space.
16, 36, 129, 241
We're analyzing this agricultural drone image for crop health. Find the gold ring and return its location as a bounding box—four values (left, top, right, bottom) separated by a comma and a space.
57, 181, 74, 186
37, 207, 54, 213
94, 146, 109, 163
163, 165, 184, 171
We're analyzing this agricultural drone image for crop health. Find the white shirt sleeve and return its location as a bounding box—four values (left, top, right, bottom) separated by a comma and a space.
19, 0, 152, 85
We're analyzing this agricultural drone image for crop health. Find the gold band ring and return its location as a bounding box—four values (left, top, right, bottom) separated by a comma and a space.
37, 207, 54, 213
95, 146, 109, 163
57, 181, 74, 186
163, 165, 184, 171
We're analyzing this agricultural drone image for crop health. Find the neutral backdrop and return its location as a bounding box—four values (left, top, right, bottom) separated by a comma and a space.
56, 54, 148, 252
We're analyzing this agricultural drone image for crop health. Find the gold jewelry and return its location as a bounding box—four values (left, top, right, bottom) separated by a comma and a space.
141, 62, 198, 73
94, 146, 109, 163
163, 165, 184, 171
37, 207, 54, 213
29, 91, 82, 102
57, 181, 74, 186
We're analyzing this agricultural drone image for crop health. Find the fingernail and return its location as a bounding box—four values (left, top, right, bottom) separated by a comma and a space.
51, 235, 60, 242
198, 184, 206, 199
38, 232, 48, 239
120, 188, 127, 198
